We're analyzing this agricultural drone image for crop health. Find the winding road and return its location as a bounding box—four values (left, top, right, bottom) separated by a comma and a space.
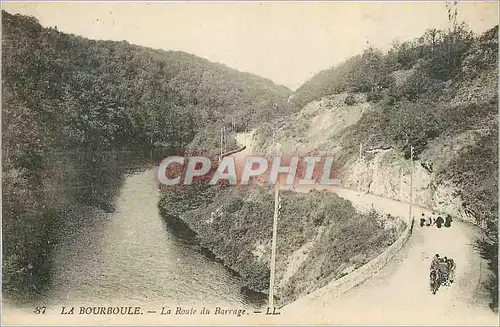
279, 187, 497, 325
234, 132, 498, 325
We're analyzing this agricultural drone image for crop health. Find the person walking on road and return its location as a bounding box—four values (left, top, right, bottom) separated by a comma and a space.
446, 257, 456, 284
445, 214, 453, 228
436, 216, 444, 228
420, 213, 426, 227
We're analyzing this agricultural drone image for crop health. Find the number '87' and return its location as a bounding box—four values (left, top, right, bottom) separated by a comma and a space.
33, 306, 46, 314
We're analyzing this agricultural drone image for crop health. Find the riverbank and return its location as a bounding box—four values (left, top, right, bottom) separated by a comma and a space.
159, 211, 268, 307
5, 169, 262, 313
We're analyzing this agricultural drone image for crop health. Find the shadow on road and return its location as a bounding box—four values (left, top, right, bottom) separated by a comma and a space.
473, 237, 498, 312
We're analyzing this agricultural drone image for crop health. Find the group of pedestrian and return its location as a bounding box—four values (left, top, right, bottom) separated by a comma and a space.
420, 212, 452, 228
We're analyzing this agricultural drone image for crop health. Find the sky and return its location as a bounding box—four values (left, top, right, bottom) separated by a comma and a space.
2, 1, 498, 90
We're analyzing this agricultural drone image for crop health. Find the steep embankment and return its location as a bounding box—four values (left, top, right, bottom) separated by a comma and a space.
283, 25, 498, 231
159, 163, 405, 307
254, 86, 496, 226
2, 11, 295, 303
248, 24, 498, 319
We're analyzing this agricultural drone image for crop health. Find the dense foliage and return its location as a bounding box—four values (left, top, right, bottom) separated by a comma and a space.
292, 48, 395, 109
2, 11, 295, 302
280, 23, 498, 309
292, 23, 483, 109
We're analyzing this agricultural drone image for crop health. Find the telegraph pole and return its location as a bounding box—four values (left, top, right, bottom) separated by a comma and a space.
219, 127, 223, 162
409, 145, 414, 229
223, 126, 227, 154
150, 134, 153, 165
269, 141, 281, 309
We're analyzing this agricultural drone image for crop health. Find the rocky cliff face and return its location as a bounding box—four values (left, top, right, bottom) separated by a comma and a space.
252, 65, 497, 228
341, 147, 472, 224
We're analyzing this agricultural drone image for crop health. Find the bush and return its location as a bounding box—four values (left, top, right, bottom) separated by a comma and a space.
345, 94, 356, 106
367, 90, 383, 103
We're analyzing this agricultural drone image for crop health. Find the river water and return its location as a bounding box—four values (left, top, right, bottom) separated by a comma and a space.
44, 168, 258, 308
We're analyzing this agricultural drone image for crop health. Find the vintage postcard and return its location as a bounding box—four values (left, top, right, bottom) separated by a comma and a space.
1, 0, 499, 325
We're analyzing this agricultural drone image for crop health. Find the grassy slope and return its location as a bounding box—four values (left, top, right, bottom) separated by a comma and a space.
159, 182, 404, 306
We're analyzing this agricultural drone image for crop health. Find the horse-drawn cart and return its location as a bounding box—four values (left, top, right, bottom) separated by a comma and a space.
430, 259, 455, 294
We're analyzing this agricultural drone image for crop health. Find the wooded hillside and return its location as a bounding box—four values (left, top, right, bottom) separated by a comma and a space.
2, 11, 296, 302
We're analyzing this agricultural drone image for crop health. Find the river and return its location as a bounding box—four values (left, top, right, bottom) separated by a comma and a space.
43, 168, 259, 309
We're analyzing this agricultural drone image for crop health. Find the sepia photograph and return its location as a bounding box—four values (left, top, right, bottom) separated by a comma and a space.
1, 0, 499, 325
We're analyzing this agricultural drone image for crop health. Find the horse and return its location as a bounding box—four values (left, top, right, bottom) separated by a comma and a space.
430, 269, 440, 294
430, 261, 450, 294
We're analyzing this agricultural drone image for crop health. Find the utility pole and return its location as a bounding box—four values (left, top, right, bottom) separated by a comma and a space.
409, 145, 414, 230
219, 127, 223, 162
150, 134, 153, 165
223, 126, 227, 154
91, 152, 95, 198
269, 142, 281, 309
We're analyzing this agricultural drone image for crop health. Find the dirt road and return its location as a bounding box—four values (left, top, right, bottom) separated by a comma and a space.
234, 132, 498, 325
278, 187, 497, 325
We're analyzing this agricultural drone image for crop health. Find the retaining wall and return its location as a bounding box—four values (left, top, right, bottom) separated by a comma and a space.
283, 209, 412, 309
